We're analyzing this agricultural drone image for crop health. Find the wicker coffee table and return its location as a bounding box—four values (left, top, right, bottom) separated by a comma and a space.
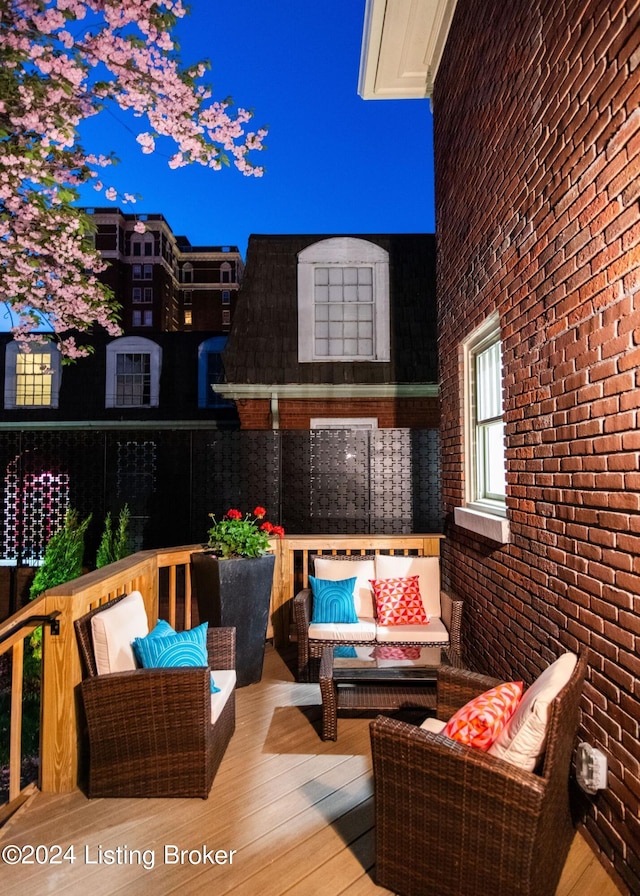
319, 644, 459, 741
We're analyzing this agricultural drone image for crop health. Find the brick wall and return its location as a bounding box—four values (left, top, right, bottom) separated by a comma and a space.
434, 0, 639, 891
235, 397, 440, 429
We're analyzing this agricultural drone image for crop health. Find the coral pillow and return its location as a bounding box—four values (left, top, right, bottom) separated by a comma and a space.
443, 681, 524, 750
370, 576, 429, 626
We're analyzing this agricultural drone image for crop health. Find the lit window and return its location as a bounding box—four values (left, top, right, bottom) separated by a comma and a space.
298, 238, 390, 362
184, 310, 192, 326
4, 342, 61, 409
105, 337, 161, 408
455, 314, 509, 542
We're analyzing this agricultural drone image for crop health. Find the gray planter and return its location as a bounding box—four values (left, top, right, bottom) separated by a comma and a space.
190, 552, 275, 687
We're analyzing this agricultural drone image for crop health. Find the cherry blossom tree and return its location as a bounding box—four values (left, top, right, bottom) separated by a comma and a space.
0, 0, 267, 358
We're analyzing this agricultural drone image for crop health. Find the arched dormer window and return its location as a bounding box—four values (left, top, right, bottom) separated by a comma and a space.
182, 262, 193, 284
198, 336, 232, 408
105, 336, 161, 408
297, 238, 390, 362
4, 342, 61, 408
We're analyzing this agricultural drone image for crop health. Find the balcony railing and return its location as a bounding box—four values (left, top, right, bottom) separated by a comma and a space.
0, 534, 442, 813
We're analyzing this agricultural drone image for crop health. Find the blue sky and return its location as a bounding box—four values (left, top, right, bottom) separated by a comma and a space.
75, 0, 435, 256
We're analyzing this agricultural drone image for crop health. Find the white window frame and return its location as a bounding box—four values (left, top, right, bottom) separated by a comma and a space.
297, 238, 390, 363
455, 314, 510, 543
105, 336, 161, 408
4, 342, 61, 409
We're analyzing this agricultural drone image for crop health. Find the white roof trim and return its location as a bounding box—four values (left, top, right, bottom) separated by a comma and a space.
217, 383, 439, 400
358, 0, 458, 99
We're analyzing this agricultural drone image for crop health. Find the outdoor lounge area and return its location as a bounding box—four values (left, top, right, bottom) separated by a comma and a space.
0, 644, 622, 895
0, 539, 627, 893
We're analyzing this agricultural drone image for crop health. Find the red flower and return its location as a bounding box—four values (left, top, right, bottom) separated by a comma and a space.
260, 521, 274, 533
253, 506, 267, 519
225, 508, 242, 520
271, 525, 285, 539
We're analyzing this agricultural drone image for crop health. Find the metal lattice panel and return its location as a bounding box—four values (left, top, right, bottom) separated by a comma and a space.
0, 426, 442, 570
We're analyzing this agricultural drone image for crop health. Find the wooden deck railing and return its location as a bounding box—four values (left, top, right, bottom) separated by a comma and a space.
0, 534, 442, 807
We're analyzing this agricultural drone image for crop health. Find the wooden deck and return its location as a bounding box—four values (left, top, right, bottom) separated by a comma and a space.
1, 645, 621, 895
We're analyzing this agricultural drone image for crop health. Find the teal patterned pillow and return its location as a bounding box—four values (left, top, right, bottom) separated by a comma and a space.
132, 622, 220, 693
309, 576, 359, 624
132, 618, 174, 666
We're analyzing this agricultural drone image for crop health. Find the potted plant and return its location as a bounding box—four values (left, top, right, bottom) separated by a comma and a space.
190, 507, 284, 687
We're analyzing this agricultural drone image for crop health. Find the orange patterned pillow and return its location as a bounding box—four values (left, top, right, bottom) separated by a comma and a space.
443, 682, 524, 750
369, 576, 429, 626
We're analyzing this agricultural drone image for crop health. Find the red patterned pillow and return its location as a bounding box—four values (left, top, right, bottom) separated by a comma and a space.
372, 645, 422, 661
369, 576, 429, 626
443, 682, 524, 750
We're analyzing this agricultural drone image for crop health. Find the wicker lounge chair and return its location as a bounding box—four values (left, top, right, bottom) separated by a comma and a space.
370, 651, 588, 896
75, 594, 236, 798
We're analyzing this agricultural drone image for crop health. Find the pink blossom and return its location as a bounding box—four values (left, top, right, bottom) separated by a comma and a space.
1, 0, 267, 358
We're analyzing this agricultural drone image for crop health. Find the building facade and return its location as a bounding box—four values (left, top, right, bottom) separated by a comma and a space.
221, 233, 440, 429
88, 207, 243, 334
361, 0, 639, 891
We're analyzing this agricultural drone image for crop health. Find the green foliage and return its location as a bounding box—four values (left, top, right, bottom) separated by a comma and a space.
29, 509, 92, 600
29, 509, 91, 661
96, 504, 132, 569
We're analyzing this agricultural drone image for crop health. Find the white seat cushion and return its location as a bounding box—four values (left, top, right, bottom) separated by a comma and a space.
210, 669, 236, 723
91, 591, 149, 675
374, 554, 441, 617
312, 558, 376, 618
420, 716, 447, 734
308, 618, 377, 642
375, 616, 450, 644
488, 652, 577, 770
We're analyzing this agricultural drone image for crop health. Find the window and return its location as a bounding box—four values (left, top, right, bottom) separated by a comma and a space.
220, 262, 232, 283
197, 336, 233, 408
184, 310, 192, 326
182, 263, 193, 284
143, 264, 153, 280
4, 342, 61, 408
222, 290, 231, 304
298, 238, 390, 362
184, 290, 193, 306
133, 264, 142, 280
222, 309, 231, 327
132, 287, 152, 303
132, 310, 153, 327
105, 337, 161, 408
455, 314, 509, 542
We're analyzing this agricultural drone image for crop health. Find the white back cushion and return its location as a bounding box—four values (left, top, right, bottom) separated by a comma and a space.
488, 652, 577, 770
374, 555, 441, 617
91, 591, 149, 675
312, 558, 376, 618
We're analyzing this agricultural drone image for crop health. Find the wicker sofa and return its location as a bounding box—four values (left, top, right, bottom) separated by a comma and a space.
75, 591, 236, 798
370, 650, 588, 896
293, 552, 463, 681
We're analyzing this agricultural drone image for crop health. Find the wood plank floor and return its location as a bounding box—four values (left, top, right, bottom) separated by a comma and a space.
1, 645, 622, 896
